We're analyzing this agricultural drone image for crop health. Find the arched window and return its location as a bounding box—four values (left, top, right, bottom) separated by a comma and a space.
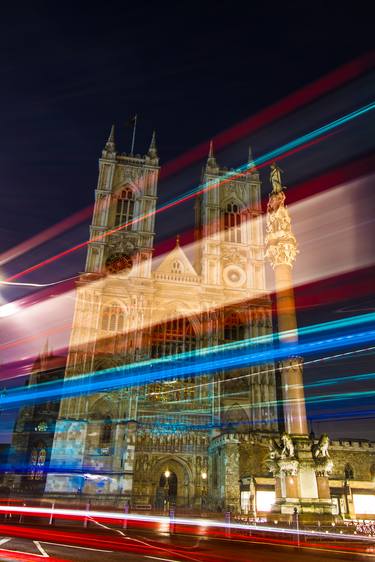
28, 441, 47, 480
344, 463, 354, 480
224, 202, 242, 243
223, 311, 245, 342
150, 316, 197, 401
100, 416, 112, 446
101, 303, 125, 333
151, 316, 196, 358
115, 187, 135, 228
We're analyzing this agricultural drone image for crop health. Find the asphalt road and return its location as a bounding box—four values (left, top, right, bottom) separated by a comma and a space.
0, 529, 374, 562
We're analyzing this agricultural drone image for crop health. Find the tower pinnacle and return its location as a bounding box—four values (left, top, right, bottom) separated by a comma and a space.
206, 140, 217, 169
148, 130, 157, 158
248, 145, 256, 170
102, 124, 116, 157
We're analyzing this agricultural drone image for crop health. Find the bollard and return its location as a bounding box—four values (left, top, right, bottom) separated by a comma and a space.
49, 502, 55, 525
225, 511, 231, 538
293, 507, 300, 549
84, 501, 90, 528
169, 506, 175, 535
19, 503, 26, 524
123, 501, 129, 530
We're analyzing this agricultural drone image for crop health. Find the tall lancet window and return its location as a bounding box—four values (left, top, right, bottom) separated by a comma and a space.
115, 187, 135, 229
224, 202, 242, 243
223, 310, 246, 342
151, 316, 196, 358
101, 303, 125, 333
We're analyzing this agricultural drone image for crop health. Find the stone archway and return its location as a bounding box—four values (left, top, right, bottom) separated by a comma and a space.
152, 456, 193, 509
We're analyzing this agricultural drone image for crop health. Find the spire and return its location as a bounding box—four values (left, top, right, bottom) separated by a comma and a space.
248, 145, 256, 170
206, 140, 217, 169
148, 130, 158, 158
103, 124, 116, 154
175, 234, 180, 247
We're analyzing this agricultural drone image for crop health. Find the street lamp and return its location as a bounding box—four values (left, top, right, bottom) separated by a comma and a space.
201, 471, 207, 480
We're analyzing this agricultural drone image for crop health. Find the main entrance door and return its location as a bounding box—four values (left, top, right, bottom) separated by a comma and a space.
156, 471, 177, 509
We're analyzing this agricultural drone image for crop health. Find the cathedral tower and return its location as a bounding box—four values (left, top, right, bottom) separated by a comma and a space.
46, 127, 159, 496
195, 144, 277, 432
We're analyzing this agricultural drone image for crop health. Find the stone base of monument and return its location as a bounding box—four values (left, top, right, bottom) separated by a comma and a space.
269, 434, 335, 522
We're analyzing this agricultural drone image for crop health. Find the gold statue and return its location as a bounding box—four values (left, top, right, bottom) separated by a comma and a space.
270, 162, 284, 194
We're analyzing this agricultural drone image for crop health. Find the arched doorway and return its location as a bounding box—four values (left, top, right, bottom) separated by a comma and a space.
156, 470, 178, 509
152, 458, 193, 509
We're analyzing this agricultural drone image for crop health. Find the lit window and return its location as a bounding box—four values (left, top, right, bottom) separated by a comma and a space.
224, 202, 242, 243
101, 303, 125, 333
114, 187, 134, 228
353, 494, 375, 515
224, 311, 245, 341
28, 442, 47, 480
256, 490, 275, 512
150, 317, 196, 401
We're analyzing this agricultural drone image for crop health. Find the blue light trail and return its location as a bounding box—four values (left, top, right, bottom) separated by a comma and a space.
0, 313, 374, 411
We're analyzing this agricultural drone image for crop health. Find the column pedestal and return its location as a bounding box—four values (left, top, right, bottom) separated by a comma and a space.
271, 436, 334, 520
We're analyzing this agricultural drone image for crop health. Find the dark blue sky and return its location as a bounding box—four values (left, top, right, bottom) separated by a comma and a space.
0, 2, 372, 252
0, 3, 374, 441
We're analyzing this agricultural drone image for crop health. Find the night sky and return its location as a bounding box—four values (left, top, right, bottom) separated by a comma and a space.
0, 2, 373, 250
0, 3, 374, 440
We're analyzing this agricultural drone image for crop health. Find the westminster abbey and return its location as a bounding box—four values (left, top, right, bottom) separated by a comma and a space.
43, 127, 277, 510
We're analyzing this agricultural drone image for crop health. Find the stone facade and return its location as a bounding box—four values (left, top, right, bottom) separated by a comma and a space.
32, 129, 374, 518
4, 349, 65, 495
44, 131, 278, 510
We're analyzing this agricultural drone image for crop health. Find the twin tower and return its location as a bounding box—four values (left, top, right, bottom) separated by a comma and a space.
45, 126, 333, 517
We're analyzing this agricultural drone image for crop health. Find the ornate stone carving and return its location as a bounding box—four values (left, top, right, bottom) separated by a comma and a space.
222, 248, 246, 266
265, 190, 298, 269
280, 432, 295, 458
315, 458, 334, 477
278, 458, 299, 476
312, 434, 330, 459
265, 433, 296, 475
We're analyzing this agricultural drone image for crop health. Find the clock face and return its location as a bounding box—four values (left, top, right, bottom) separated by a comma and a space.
105, 253, 133, 274
223, 265, 246, 287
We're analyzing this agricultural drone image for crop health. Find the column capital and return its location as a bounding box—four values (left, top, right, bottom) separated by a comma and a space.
265, 191, 298, 269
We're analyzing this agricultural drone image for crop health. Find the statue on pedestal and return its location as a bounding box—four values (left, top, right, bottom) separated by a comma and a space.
270, 162, 284, 194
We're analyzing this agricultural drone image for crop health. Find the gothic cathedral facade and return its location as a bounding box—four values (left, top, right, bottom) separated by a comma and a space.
45, 127, 279, 510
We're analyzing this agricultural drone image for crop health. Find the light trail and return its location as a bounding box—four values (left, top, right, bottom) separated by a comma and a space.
5, 101, 375, 282
0, 504, 373, 545
0, 313, 374, 410
2, 54, 372, 269
146, 346, 375, 400
0, 275, 79, 288
1, 168, 373, 373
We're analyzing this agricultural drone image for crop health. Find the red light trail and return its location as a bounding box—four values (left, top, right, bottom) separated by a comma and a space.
1, 53, 373, 274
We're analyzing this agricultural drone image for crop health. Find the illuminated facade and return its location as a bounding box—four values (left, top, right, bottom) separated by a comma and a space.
6, 346, 65, 495
45, 129, 277, 508
43, 128, 375, 518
